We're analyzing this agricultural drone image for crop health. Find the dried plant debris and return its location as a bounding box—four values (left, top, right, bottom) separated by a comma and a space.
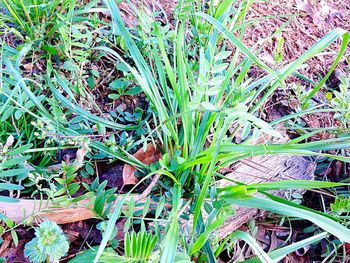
244, 0, 350, 83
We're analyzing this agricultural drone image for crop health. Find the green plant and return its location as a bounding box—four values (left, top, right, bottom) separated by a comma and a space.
92, 0, 350, 262
124, 231, 158, 262
69, 231, 159, 263
24, 220, 69, 263
0, 0, 76, 42
331, 74, 350, 127
1, 0, 350, 262
0, 135, 30, 202
331, 195, 350, 215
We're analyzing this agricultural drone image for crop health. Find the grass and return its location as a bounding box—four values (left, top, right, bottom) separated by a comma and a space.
0, 0, 76, 45
0, 0, 350, 262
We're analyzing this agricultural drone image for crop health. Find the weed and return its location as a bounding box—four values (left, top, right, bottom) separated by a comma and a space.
24, 220, 69, 263
332, 75, 350, 127
0, 0, 76, 43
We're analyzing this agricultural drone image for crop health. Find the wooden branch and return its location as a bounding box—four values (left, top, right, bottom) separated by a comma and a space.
0, 194, 147, 225
1, 197, 103, 225
215, 154, 315, 238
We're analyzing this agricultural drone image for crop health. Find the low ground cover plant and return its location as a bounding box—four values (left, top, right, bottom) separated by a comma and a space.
24, 220, 69, 263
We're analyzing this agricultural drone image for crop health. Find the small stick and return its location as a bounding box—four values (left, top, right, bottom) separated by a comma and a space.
134, 173, 161, 202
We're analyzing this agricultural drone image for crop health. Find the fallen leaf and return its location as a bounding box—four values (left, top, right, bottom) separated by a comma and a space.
65, 229, 80, 242
22, 63, 33, 71
295, 0, 322, 25
122, 143, 162, 185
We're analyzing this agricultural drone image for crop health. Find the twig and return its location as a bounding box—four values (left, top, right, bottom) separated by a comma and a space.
134, 173, 161, 202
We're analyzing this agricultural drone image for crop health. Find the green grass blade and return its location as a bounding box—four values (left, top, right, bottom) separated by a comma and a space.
214, 0, 234, 19
244, 232, 329, 263
196, 12, 274, 74
160, 185, 181, 263
0, 0, 27, 32
271, 108, 350, 126
94, 196, 127, 263
224, 196, 350, 243
302, 32, 350, 107
231, 231, 273, 263
226, 180, 349, 192
0, 183, 24, 191
190, 216, 225, 255
160, 214, 179, 263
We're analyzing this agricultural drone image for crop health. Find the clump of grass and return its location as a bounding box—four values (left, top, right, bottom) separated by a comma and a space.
89, 0, 350, 262
0, 0, 75, 42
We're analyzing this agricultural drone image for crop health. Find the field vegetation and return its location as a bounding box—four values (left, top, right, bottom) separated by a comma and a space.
0, 0, 349, 262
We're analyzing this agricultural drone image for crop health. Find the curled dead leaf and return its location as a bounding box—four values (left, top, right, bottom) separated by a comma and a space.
74, 143, 90, 169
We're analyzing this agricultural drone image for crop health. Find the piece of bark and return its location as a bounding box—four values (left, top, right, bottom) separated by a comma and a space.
0, 195, 149, 225
215, 154, 316, 238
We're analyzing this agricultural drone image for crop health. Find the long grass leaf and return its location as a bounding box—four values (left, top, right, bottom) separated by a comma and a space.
197, 12, 274, 74
94, 196, 127, 263
231, 231, 273, 263
222, 180, 349, 192
160, 185, 181, 263
302, 32, 350, 107
224, 196, 350, 243
244, 232, 329, 263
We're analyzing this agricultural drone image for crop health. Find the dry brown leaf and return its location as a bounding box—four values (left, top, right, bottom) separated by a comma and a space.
0, 234, 12, 256
295, 0, 322, 25
122, 143, 162, 185
22, 63, 33, 71
65, 230, 80, 242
